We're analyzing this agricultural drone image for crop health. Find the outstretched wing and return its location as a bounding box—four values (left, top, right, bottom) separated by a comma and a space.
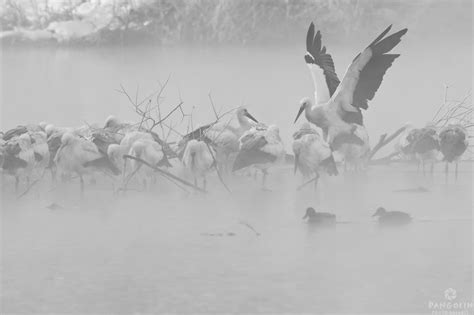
305, 22, 340, 104
332, 25, 407, 112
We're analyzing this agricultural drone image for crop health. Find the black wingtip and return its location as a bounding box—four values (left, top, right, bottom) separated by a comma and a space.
369, 24, 393, 47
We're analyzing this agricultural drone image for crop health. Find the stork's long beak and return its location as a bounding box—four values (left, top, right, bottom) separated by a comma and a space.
293, 154, 299, 175
302, 213, 308, 219
294, 105, 305, 124
244, 112, 258, 123
372, 213, 378, 217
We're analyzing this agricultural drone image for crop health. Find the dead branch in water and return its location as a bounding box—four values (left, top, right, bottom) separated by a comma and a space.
368, 126, 407, 161
239, 220, 260, 236
368, 151, 402, 165
296, 174, 319, 191
123, 154, 206, 193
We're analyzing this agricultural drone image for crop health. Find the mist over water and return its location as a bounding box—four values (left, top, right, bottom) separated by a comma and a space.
1, 164, 472, 313
1, 0, 473, 313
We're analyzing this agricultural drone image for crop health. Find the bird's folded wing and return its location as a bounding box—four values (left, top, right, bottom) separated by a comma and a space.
331, 25, 407, 113
305, 23, 340, 104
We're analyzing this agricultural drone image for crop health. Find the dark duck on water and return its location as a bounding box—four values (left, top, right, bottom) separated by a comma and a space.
302, 207, 336, 226
372, 207, 412, 226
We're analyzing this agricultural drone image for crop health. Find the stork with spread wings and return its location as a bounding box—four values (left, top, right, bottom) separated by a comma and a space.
294, 22, 408, 150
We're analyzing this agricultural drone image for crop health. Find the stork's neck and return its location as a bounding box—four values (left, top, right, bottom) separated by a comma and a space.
237, 113, 253, 129
306, 105, 328, 130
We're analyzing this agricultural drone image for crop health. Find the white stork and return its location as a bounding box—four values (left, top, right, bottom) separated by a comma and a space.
54, 132, 120, 194
439, 125, 468, 179
182, 139, 215, 190
294, 22, 408, 149
204, 107, 258, 175
232, 124, 285, 190
292, 123, 338, 190
334, 125, 370, 172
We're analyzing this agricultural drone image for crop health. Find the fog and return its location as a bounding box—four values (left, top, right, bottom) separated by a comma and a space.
1, 0, 472, 314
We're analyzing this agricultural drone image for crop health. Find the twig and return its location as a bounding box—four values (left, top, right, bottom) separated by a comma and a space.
296, 175, 319, 191
368, 126, 407, 161
239, 220, 260, 236
123, 154, 206, 193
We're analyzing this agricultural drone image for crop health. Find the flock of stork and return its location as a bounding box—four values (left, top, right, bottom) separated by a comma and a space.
0, 23, 469, 196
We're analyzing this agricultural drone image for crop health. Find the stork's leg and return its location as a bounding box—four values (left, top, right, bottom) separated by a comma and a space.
422, 160, 426, 176
261, 169, 268, 190
203, 176, 207, 190
455, 162, 459, 180
15, 176, 19, 193
313, 172, 320, 192
445, 162, 449, 182
79, 175, 84, 196
194, 177, 198, 188
50, 167, 57, 184
430, 162, 434, 175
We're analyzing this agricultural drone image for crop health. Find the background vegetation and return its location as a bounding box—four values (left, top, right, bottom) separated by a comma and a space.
0, 0, 442, 45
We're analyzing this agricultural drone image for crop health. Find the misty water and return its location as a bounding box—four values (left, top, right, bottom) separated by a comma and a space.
1, 39, 473, 313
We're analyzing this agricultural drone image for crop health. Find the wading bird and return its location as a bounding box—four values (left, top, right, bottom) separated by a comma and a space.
439, 125, 468, 179
126, 139, 167, 189
30, 131, 50, 178
1, 134, 34, 192
294, 22, 407, 149
182, 139, 215, 190
233, 124, 285, 190
54, 132, 120, 194
405, 126, 440, 174
334, 125, 370, 172
204, 107, 259, 175
292, 123, 338, 190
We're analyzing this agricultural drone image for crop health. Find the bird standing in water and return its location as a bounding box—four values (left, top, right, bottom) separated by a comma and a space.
292, 123, 338, 191
233, 124, 285, 190
439, 125, 468, 180
295, 22, 407, 149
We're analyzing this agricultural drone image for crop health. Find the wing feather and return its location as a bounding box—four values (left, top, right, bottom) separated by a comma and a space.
305, 22, 340, 104
332, 26, 407, 113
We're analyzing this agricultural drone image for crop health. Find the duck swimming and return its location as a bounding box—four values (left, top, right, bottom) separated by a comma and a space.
302, 207, 336, 226
372, 207, 412, 226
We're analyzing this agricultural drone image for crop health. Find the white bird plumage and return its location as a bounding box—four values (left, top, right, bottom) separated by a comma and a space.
182, 139, 215, 189
233, 124, 285, 189
295, 22, 408, 148
292, 123, 338, 190
204, 107, 258, 175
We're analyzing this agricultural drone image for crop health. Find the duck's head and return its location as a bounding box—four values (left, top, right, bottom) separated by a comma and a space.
236, 107, 259, 124
303, 207, 317, 219
295, 97, 311, 123
372, 207, 387, 217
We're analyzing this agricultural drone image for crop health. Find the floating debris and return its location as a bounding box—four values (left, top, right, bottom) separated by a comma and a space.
46, 202, 64, 210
